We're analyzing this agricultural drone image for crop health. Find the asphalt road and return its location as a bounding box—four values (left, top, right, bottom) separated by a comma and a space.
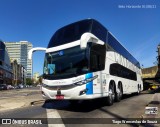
0, 88, 159, 127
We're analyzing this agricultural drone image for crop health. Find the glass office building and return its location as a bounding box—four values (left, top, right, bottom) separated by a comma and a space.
0, 40, 12, 84
5, 41, 33, 78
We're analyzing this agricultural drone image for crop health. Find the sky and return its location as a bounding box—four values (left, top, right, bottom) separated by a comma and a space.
0, 0, 160, 75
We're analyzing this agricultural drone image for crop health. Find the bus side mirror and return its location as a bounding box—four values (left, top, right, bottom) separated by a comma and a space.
80, 33, 104, 49
28, 47, 46, 60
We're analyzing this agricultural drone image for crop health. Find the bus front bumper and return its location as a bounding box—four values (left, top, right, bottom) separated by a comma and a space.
41, 85, 109, 100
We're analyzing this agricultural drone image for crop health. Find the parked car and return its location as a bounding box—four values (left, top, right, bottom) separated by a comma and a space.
18, 84, 24, 89
37, 84, 41, 87
14, 85, 20, 89
7, 85, 14, 90
0, 84, 7, 90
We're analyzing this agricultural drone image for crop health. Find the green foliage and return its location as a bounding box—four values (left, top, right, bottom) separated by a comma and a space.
26, 78, 33, 85
39, 77, 42, 84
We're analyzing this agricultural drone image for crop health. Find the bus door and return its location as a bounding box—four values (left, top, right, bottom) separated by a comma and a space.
90, 51, 106, 94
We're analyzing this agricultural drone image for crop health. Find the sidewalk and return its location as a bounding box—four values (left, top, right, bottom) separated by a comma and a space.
0, 88, 45, 112
144, 93, 160, 117
142, 89, 160, 127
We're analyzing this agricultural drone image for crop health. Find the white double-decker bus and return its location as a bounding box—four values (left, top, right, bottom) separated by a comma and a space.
28, 19, 143, 105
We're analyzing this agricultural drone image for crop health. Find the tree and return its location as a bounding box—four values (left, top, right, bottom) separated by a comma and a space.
26, 78, 33, 85
39, 77, 43, 84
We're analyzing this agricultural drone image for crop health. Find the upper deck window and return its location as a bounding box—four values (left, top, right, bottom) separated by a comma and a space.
91, 20, 107, 43
48, 20, 92, 48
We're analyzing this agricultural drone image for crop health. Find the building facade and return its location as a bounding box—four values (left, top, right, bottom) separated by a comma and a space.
11, 60, 26, 85
0, 40, 12, 85
5, 41, 33, 78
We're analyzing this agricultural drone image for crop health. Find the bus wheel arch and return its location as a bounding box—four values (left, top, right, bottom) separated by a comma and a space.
115, 81, 123, 102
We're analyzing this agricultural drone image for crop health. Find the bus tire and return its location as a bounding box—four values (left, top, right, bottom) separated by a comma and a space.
139, 85, 141, 94
115, 84, 122, 102
136, 84, 140, 95
106, 82, 115, 106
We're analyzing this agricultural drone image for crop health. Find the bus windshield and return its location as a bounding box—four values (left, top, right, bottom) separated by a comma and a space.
43, 46, 89, 79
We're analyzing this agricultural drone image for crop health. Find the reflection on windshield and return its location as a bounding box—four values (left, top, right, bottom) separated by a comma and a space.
43, 47, 89, 79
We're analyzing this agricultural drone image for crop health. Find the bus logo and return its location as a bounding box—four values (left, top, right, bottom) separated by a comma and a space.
2, 119, 11, 124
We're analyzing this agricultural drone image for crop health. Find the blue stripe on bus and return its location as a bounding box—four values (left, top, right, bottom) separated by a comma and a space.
85, 73, 93, 95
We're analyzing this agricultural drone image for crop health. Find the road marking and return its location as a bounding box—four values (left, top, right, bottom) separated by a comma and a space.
46, 109, 65, 127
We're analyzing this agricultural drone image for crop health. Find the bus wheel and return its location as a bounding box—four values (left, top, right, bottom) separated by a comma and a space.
115, 84, 122, 102
138, 85, 141, 94
106, 83, 115, 106
136, 85, 140, 95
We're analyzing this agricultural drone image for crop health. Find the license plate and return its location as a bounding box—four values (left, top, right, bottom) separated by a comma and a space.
56, 95, 64, 100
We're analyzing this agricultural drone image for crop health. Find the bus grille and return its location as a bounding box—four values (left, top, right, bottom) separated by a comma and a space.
43, 84, 77, 90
